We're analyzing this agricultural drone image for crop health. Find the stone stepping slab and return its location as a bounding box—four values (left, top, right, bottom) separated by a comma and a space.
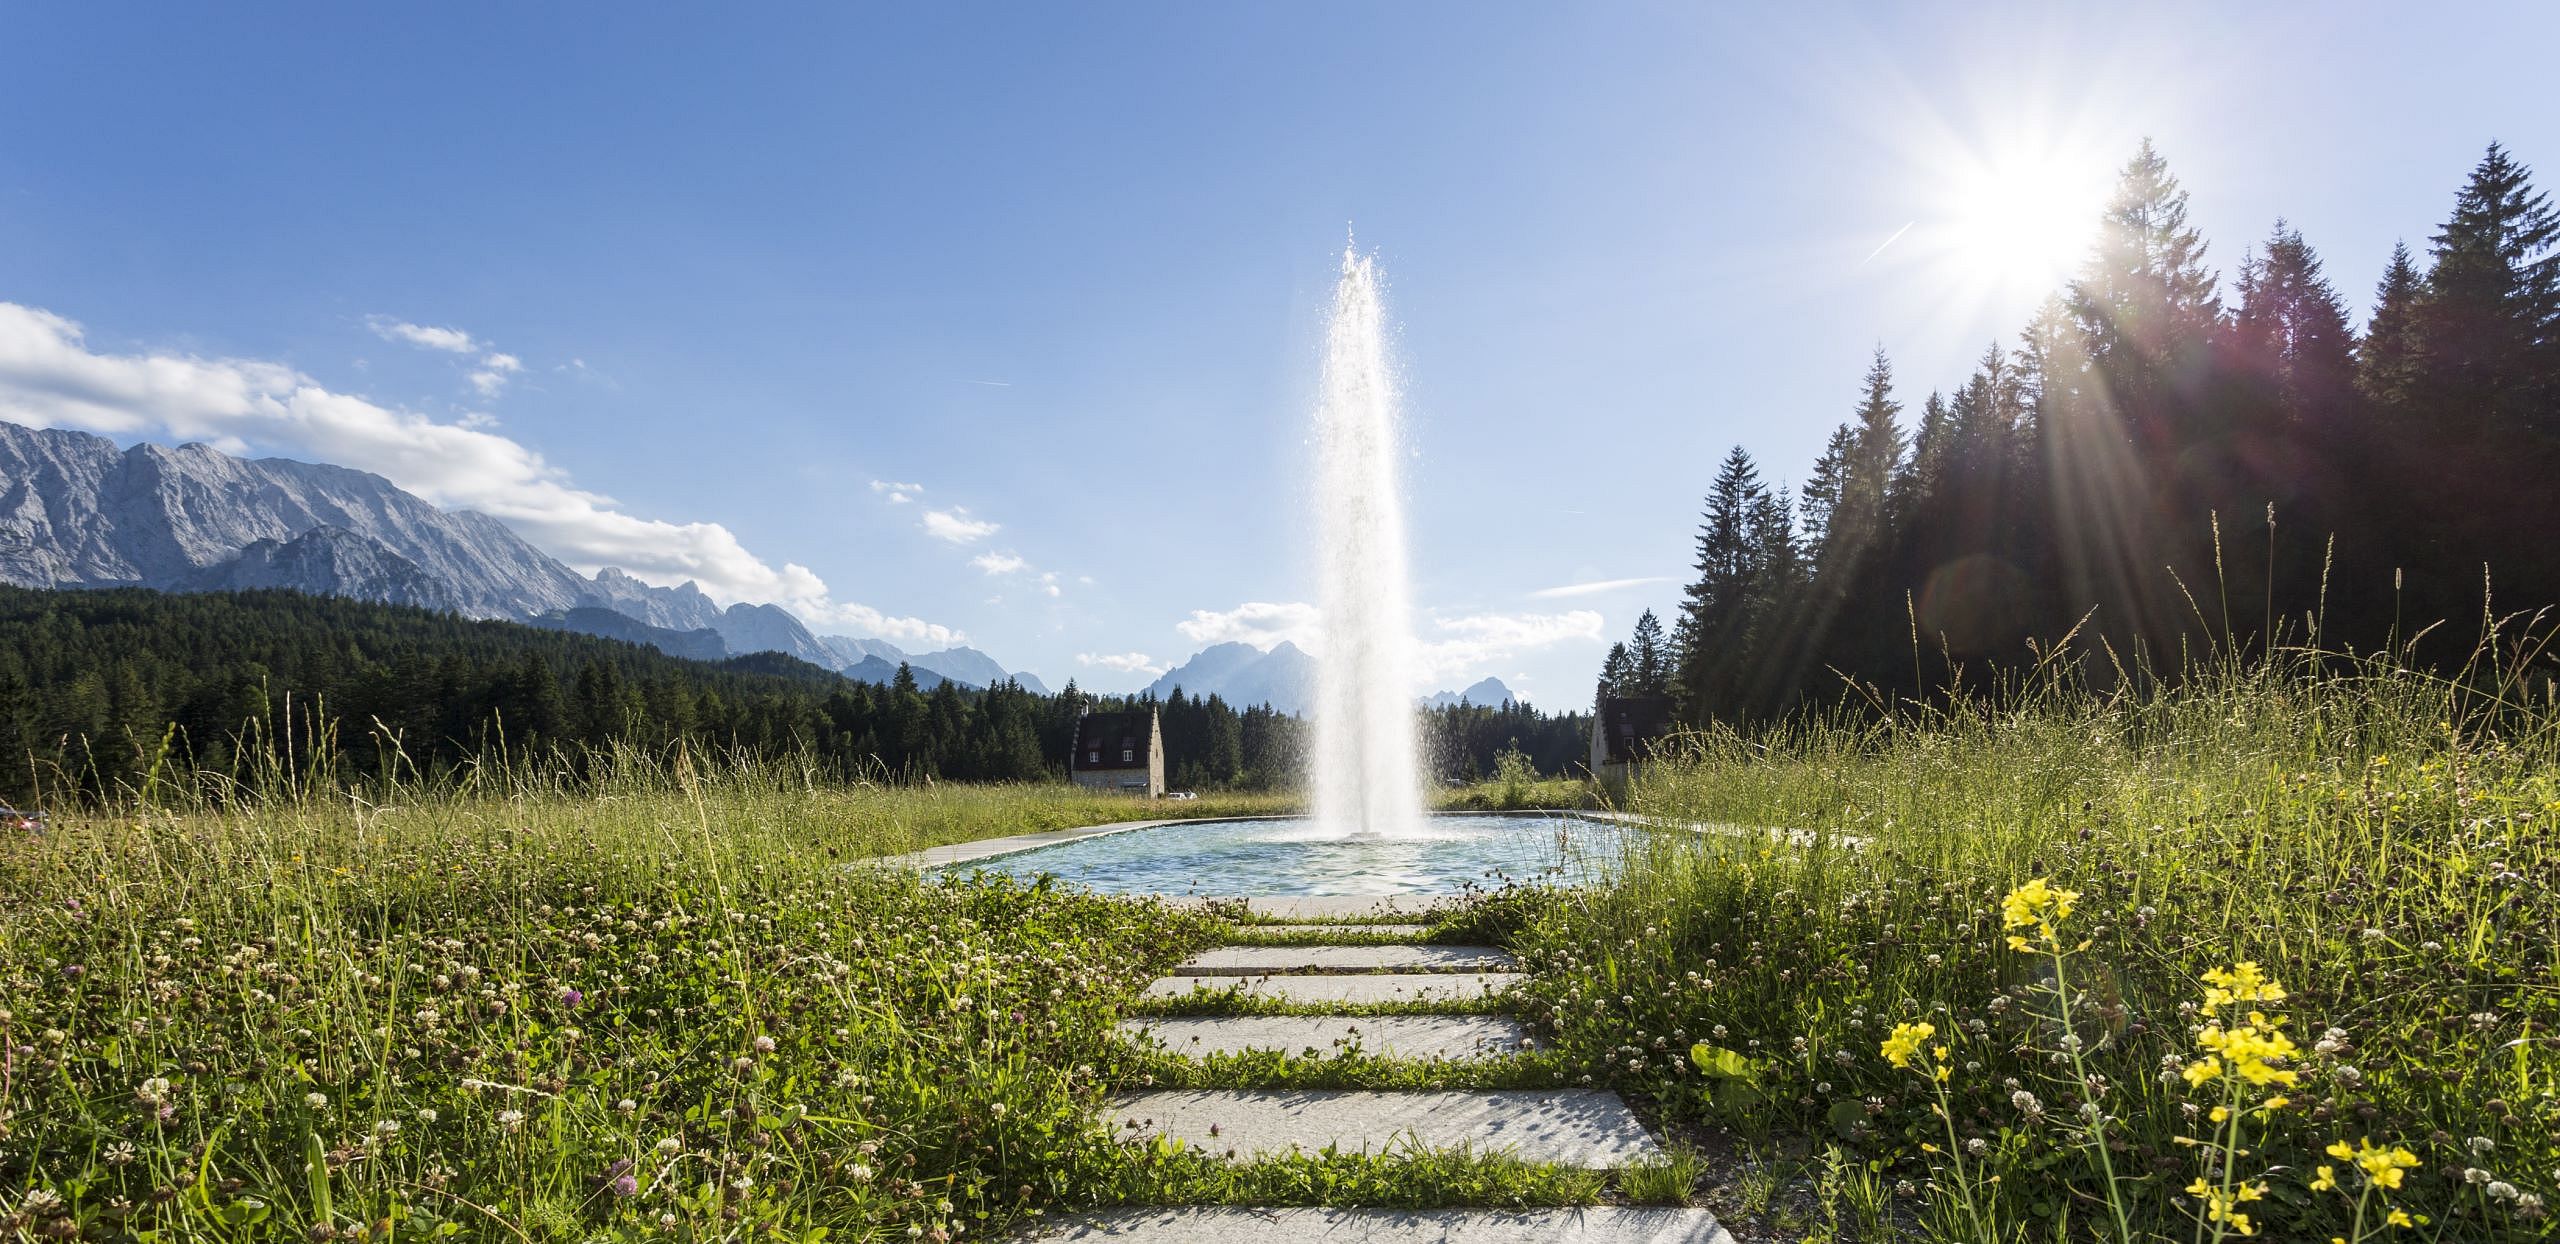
1145, 972, 1522, 1005
1105, 1089, 1660, 1167
1029, 1207, 1737, 1243
1174, 945, 1514, 975
1122, 1015, 1531, 1061
1236, 923, 1433, 937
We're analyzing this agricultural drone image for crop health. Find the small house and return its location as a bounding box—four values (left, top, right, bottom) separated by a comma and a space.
1590, 694, 1675, 781
1070, 708, 1165, 797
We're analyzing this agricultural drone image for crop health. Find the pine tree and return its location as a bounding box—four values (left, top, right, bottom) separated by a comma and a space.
1798, 423, 1856, 549
1900, 391, 1955, 511
1813, 350, 1906, 579
2358, 242, 2426, 418
1596, 643, 1632, 701
2415, 142, 2560, 436
1627, 610, 1669, 696
1674, 447, 1769, 722
2232, 221, 2357, 424
2070, 140, 2223, 428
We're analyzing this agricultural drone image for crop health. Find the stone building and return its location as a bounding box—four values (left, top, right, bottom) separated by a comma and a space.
1590, 694, 1675, 782
1070, 708, 1165, 797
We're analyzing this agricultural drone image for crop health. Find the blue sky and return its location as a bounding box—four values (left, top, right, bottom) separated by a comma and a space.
4, 2, 2553, 701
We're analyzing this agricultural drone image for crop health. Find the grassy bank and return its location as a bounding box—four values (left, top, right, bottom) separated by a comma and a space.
1511, 649, 2559, 1240
0, 772, 1304, 1242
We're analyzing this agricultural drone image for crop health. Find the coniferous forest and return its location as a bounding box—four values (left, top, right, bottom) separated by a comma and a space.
0, 586, 1590, 803
1599, 141, 2560, 722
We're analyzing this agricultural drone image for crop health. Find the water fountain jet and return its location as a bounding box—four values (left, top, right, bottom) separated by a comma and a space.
1310, 247, 1426, 841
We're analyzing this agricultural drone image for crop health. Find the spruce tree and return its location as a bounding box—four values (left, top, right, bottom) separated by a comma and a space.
1627, 609, 1670, 696
1596, 643, 1632, 701
2415, 142, 2560, 436
2232, 221, 2357, 423
2071, 140, 2223, 408
2357, 242, 2426, 418
1674, 447, 1768, 722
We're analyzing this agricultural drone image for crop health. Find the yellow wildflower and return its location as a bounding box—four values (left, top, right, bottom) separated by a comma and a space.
2323, 1138, 2420, 1191
1879, 1021, 1935, 1070
2200, 962, 2286, 1017
2186, 1178, 2266, 1236
2386, 1209, 2413, 1228
2195, 1014, 2299, 1088
2310, 1165, 2336, 1192
2000, 877, 2079, 951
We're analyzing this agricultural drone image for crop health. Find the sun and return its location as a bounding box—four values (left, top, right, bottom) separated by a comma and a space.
1942, 155, 2106, 290
1903, 136, 2119, 311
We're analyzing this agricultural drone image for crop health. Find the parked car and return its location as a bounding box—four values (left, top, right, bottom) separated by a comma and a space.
1163, 791, 1198, 801
2, 806, 45, 833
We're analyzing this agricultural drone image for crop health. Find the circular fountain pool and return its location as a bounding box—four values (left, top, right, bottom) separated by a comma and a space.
932, 812, 1632, 896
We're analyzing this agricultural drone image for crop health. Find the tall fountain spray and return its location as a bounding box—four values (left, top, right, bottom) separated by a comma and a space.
1311, 247, 1427, 840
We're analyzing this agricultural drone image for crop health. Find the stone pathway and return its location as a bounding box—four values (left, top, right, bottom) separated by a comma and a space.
1144, 971, 1524, 1004
1031, 911, 1736, 1242
1172, 945, 1516, 974
1123, 1015, 1527, 1061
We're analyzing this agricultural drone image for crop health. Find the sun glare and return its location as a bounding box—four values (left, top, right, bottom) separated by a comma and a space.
1941, 154, 2106, 292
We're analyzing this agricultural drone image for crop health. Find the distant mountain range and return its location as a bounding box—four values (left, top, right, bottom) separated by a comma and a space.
1139, 642, 1521, 715
0, 421, 1045, 691
1421, 677, 1518, 709
1146, 641, 1316, 714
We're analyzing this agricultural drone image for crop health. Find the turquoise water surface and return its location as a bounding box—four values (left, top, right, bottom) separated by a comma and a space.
934, 812, 1631, 896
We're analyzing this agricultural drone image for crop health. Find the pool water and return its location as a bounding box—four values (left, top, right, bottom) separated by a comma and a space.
935, 813, 1632, 896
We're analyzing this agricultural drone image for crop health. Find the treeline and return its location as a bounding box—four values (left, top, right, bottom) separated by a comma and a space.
0, 586, 1589, 805
1607, 140, 2560, 722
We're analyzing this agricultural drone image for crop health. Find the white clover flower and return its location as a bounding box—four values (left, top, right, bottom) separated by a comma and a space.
305, 1092, 329, 1110
656, 1137, 683, 1154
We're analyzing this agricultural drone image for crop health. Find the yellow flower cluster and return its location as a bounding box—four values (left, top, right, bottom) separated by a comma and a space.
2200, 961, 2286, 1017
2322, 1138, 2420, 1191
2187, 1012, 2301, 1089
2000, 877, 2078, 951
2185, 1177, 2268, 1236
1880, 1020, 1935, 1070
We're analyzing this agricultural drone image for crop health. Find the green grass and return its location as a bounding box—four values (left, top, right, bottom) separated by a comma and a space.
1498, 645, 2560, 1242
0, 772, 1277, 1242
1120, 1045, 1568, 1092
18, 640, 2554, 1240
1071, 1141, 1610, 1210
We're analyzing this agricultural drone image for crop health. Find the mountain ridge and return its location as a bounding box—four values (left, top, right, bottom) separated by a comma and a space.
0, 420, 1048, 688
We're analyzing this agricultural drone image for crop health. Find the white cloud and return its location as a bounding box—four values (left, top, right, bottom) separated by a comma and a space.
1078, 651, 1167, 677
1528, 576, 1673, 600
1177, 601, 1322, 651
366, 316, 478, 354
1417, 610, 1606, 683
0, 300, 956, 646
971, 551, 1029, 575
466, 352, 525, 398
870, 479, 923, 504
1039, 571, 1061, 598
922, 507, 999, 544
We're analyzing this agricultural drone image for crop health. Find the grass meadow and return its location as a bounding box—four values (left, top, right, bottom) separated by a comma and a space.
1517, 641, 2560, 1241
5, 641, 2556, 1242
